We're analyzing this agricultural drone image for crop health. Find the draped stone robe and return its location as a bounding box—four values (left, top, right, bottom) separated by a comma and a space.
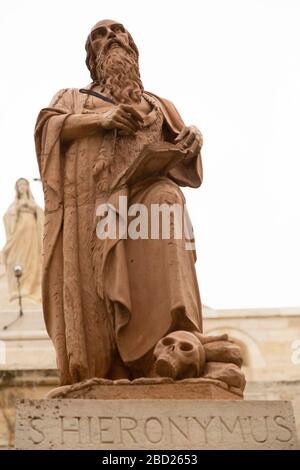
35, 86, 203, 384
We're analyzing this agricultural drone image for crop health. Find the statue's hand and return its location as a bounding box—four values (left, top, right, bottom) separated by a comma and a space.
175, 125, 203, 158
100, 104, 144, 136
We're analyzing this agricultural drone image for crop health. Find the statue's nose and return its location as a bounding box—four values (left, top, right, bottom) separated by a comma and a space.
108, 30, 116, 39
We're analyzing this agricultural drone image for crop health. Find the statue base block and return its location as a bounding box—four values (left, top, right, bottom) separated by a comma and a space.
15, 383, 299, 449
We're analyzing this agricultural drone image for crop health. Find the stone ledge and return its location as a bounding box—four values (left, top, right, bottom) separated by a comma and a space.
45, 377, 243, 400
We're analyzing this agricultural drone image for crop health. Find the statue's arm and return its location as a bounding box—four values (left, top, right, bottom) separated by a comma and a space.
60, 113, 106, 142
61, 105, 143, 143
154, 95, 203, 187
3, 211, 17, 238
152, 94, 203, 160
174, 125, 203, 162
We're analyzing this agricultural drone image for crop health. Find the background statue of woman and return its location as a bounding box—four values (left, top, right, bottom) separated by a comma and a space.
2, 178, 44, 303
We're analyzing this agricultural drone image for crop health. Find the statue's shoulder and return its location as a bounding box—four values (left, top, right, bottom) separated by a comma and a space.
49, 88, 81, 107
145, 91, 175, 110
145, 91, 184, 130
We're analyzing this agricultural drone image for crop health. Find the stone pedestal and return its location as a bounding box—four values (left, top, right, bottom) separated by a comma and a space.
14, 381, 298, 450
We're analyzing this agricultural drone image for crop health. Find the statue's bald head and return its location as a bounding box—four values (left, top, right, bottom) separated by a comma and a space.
85, 19, 139, 82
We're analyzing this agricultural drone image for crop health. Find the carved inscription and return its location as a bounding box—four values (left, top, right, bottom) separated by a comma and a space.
16, 400, 298, 450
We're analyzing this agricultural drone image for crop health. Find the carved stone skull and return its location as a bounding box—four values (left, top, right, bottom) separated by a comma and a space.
153, 331, 206, 380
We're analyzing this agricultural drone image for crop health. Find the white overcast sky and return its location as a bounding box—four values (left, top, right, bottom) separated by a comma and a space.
0, 0, 299, 309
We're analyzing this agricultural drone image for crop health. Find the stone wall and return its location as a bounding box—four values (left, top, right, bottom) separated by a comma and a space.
203, 307, 300, 382
0, 370, 59, 448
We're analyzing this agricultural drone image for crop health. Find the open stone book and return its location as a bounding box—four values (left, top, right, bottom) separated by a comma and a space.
112, 142, 188, 189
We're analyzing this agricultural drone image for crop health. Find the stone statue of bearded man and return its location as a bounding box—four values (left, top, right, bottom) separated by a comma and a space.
35, 20, 244, 394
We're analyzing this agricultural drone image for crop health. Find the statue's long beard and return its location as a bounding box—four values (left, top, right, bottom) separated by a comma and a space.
96, 43, 144, 104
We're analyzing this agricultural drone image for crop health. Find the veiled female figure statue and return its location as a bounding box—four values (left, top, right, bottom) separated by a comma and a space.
2, 178, 44, 303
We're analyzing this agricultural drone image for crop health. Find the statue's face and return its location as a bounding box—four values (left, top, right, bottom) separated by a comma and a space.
16, 179, 28, 197
90, 20, 131, 57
